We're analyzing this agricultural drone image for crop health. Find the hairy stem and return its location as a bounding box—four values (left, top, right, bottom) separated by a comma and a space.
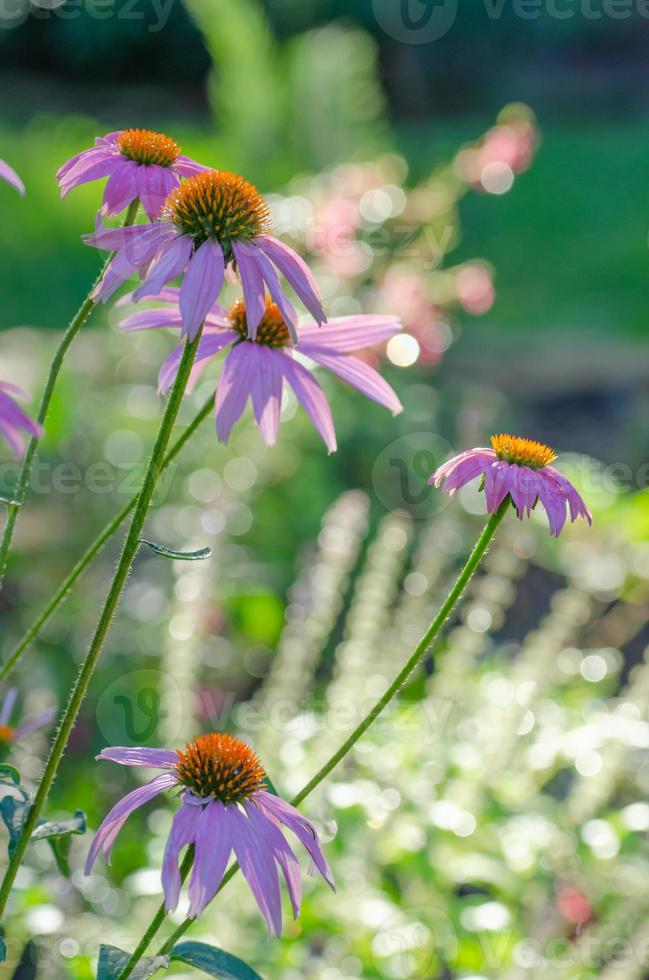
116, 502, 509, 972
0, 393, 214, 681
0, 329, 202, 919
0, 198, 140, 590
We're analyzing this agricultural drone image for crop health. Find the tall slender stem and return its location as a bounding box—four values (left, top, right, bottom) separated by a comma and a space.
0, 198, 140, 590
0, 328, 202, 920
115, 502, 509, 977
0, 393, 214, 681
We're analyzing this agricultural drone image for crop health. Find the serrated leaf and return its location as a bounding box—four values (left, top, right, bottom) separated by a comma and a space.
96, 944, 169, 980
32, 810, 86, 841
171, 942, 262, 979
139, 540, 212, 561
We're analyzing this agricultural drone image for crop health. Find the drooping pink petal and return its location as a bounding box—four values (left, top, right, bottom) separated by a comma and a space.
179, 240, 226, 340
248, 345, 284, 446
231, 241, 266, 338
96, 746, 179, 769
58, 148, 118, 196
90, 226, 177, 302
256, 791, 335, 891
13, 706, 57, 740
214, 343, 256, 443
279, 352, 337, 453
84, 772, 177, 872
158, 331, 238, 395
545, 466, 593, 525
242, 243, 298, 342
117, 286, 182, 308
298, 315, 401, 352
484, 460, 514, 513
536, 471, 568, 536
298, 345, 402, 415
438, 453, 493, 496
101, 160, 139, 216
257, 235, 326, 324
136, 164, 178, 221
187, 800, 233, 918
431, 449, 495, 487
135, 235, 193, 301
162, 802, 199, 912
228, 805, 283, 936
507, 466, 539, 518
0, 158, 25, 195
245, 800, 302, 919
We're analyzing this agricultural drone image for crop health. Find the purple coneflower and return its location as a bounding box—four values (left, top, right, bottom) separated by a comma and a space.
85, 170, 326, 341
56, 129, 207, 220
120, 293, 403, 453
0, 689, 56, 748
0, 381, 43, 457
431, 434, 592, 537
86, 734, 335, 935
0, 159, 24, 195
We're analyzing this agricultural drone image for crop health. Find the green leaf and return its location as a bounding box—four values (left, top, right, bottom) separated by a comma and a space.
0, 795, 28, 857
96, 945, 169, 980
139, 540, 212, 561
171, 942, 262, 979
0, 765, 21, 787
0, 936, 5, 963
32, 810, 86, 841
32, 811, 86, 878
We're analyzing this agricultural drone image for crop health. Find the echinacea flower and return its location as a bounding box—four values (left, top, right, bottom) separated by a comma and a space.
0, 159, 24, 195
86, 734, 335, 934
85, 169, 326, 341
431, 434, 592, 537
56, 128, 207, 220
0, 688, 56, 749
0, 381, 43, 457
120, 292, 403, 452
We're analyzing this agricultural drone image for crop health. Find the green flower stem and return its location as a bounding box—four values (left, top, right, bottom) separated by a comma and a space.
0, 328, 203, 920
116, 501, 509, 976
0, 393, 214, 681
0, 198, 141, 590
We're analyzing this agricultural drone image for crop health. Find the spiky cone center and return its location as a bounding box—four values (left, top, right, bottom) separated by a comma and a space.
229, 298, 292, 348
491, 433, 557, 469
117, 129, 180, 167
0, 725, 14, 744
175, 733, 267, 803
163, 170, 271, 249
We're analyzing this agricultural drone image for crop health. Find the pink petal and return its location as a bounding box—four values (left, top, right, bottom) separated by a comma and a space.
242, 243, 298, 342
298, 315, 401, 352
97, 746, 179, 768
256, 791, 335, 891
0, 158, 25, 195
536, 471, 568, 536
280, 353, 336, 453
13, 707, 57, 740
299, 345, 402, 415
214, 343, 255, 443
135, 235, 193, 301
84, 772, 177, 872
179, 240, 226, 340
229, 805, 283, 936
101, 160, 138, 215
245, 800, 302, 918
158, 331, 238, 394
162, 802, 199, 912
248, 345, 284, 446
484, 460, 514, 513
136, 164, 178, 221
231, 241, 266, 338
57, 147, 118, 196
257, 235, 326, 324
187, 800, 233, 917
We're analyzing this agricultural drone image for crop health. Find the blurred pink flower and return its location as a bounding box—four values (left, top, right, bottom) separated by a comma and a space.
0, 688, 56, 747
0, 159, 24, 195
0, 381, 43, 457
